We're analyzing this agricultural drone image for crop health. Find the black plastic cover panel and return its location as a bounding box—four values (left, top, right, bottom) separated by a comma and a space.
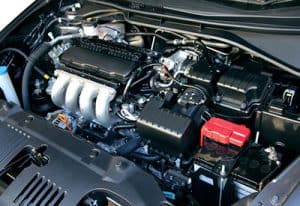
255, 110, 300, 154
61, 47, 136, 84
186, 60, 214, 85
136, 98, 196, 155
0, 101, 164, 206
216, 68, 272, 113
60, 39, 145, 84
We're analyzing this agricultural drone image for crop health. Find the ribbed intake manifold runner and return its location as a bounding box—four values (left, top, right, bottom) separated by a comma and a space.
50, 70, 116, 127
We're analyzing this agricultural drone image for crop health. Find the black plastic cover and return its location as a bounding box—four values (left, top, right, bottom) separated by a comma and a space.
216, 67, 272, 113
60, 40, 145, 84
136, 98, 196, 155
60, 47, 135, 84
187, 60, 213, 83
0, 101, 164, 206
185, 60, 214, 88
256, 108, 300, 154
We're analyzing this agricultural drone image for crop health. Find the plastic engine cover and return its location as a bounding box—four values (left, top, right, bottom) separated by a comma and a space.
0, 100, 164, 206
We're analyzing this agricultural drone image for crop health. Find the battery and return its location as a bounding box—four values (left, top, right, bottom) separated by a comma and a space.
192, 141, 281, 205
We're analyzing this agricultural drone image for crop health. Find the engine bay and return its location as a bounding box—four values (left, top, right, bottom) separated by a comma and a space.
1, 1, 300, 205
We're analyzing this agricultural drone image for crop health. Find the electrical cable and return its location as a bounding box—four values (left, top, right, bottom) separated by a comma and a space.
130, 71, 153, 88
80, 9, 119, 18
126, 32, 169, 42
123, 63, 163, 99
88, 11, 124, 20
122, 72, 136, 101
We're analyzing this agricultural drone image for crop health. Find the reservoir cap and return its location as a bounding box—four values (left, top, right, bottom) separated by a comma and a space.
0, 66, 8, 75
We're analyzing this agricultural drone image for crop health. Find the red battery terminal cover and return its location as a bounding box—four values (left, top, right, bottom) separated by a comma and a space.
200, 117, 251, 147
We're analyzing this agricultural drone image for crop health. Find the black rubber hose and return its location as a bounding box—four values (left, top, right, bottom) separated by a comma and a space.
0, 48, 50, 80
131, 152, 161, 162
22, 42, 52, 110
113, 124, 136, 131
116, 138, 142, 156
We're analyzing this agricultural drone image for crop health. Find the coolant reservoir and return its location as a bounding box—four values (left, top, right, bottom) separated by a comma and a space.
0, 66, 20, 105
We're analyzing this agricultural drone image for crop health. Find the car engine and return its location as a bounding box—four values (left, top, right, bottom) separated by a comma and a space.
1, 1, 300, 206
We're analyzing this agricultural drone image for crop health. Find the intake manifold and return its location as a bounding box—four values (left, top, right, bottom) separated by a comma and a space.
51, 70, 116, 127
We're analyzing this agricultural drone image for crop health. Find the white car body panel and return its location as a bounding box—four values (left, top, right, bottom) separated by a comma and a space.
0, 0, 35, 31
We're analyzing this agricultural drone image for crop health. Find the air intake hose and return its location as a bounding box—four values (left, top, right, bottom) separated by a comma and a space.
22, 42, 51, 110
